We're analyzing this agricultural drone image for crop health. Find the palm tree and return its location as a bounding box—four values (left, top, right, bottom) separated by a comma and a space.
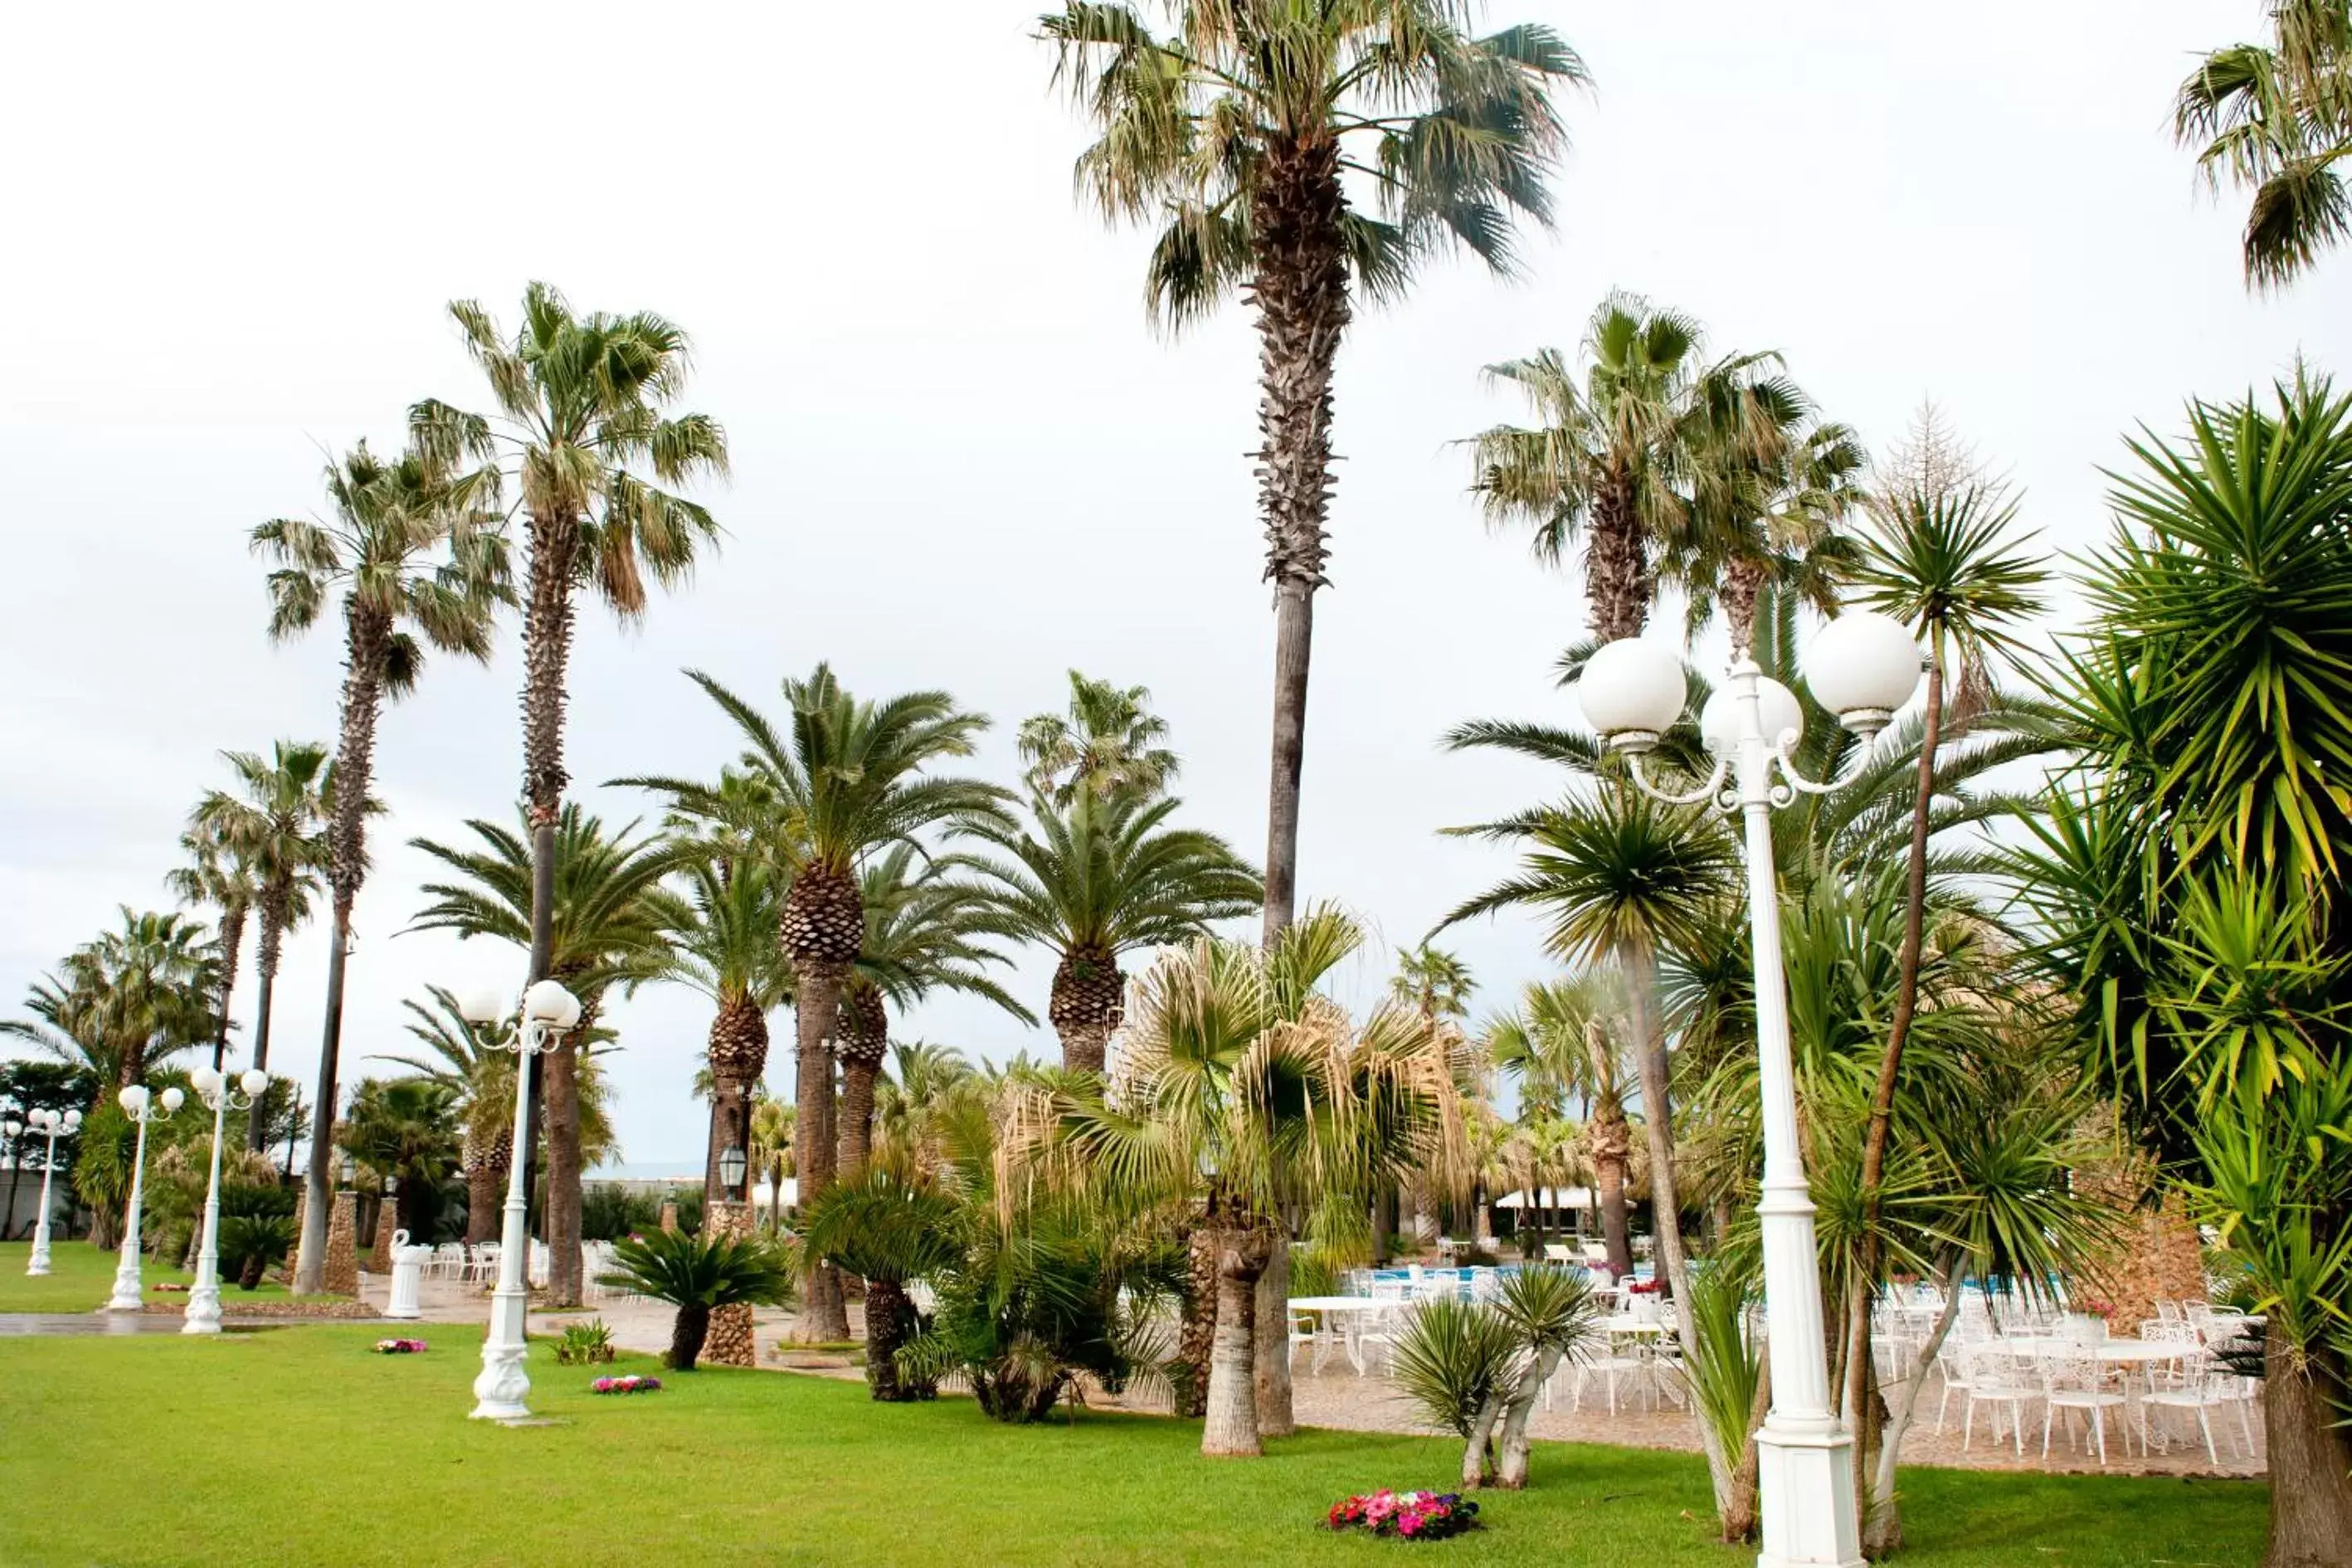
1390, 942, 1476, 1023
837, 845, 1032, 1179
1484, 975, 1634, 1276
409, 283, 728, 987
379, 986, 519, 1244
1668, 408, 1867, 656
337, 1076, 462, 1243
1439, 787, 1740, 1499
967, 787, 1261, 1071
2, 911, 219, 1101
1838, 424, 2046, 1463
1009, 907, 1466, 1454
407, 806, 686, 1303
748, 1093, 793, 1233
653, 855, 791, 1207
1471, 295, 1812, 640
254, 439, 508, 1293
597, 1228, 793, 1372
189, 741, 333, 1149
797, 1169, 965, 1400
2175, 1, 2352, 288
163, 825, 255, 1076
1017, 670, 1181, 805
1045, 2, 1585, 945
623, 665, 1009, 1339
870, 1041, 977, 1187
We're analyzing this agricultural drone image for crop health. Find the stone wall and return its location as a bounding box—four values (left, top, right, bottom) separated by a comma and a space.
2070, 1142, 2208, 1334
701, 1199, 757, 1368
323, 1191, 359, 1298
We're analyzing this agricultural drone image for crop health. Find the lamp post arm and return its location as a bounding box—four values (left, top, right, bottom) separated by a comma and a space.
1623, 751, 1731, 807
1769, 733, 1882, 798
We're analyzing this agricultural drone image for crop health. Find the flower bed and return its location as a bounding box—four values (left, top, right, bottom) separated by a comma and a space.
373, 1337, 428, 1355
1327, 1490, 1479, 1541
592, 1375, 662, 1395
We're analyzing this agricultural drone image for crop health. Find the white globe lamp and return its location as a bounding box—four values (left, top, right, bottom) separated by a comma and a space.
1804, 611, 1922, 738
1577, 640, 1688, 753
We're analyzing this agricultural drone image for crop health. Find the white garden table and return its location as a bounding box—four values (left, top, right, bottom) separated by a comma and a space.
1288, 1296, 1396, 1376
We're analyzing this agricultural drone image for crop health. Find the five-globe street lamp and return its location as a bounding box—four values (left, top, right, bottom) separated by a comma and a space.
1578, 611, 1922, 1568
22, 1107, 84, 1276
183, 1065, 273, 1336
105, 1083, 187, 1312
457, 977, 582, 1421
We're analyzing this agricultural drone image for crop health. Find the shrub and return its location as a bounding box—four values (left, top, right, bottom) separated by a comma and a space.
554, 1319, 619, 1366
220, 1214, 296, 1290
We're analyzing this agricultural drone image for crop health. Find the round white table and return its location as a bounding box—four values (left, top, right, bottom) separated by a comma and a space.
2006, 1337, 2186, 1366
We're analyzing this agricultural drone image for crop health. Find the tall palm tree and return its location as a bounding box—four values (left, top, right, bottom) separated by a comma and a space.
189, 741, 334, 1149
1484, 974, 1635, 1276
653, 855, 792, 1207
870, 1040, 977, 1187
163, 825, 255, 1076
967, 787, 1261, 1071
254, 439, 509, 1293
379, 986, 519, 1244
1045, 2, 1585, 945
2175, 0, 2352, 288
407, 806, 686, 1303
2, 910, 220, 1102
623, 665, 1009, 1339
837, 845, 1032, 1180
1010, 907, 1467, 1454
1468, 294, 1795, 644
410, 283, 726, 1259
1017, 670, 1181, 805
1668, 410, 1867, 656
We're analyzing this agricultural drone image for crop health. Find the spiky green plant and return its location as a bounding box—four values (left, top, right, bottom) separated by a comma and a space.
597, 1230, 794, 1371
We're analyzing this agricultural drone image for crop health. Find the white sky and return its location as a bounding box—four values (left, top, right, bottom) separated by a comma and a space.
2, 2, 2340, 1170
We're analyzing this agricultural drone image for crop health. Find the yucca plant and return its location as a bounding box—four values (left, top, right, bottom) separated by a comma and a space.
1486, 1264, 1600, 1488
597, 1230, 794, 1371
1389, 1296, 1522, 1489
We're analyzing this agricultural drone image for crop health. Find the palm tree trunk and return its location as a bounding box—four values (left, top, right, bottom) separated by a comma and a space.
296, 605, 386, 1296
670, 1303, 711, 1372
838, 1059, 875, 1182
1249, 144, 1350, 948
1622, 932, 1734, 1508
1253, 1233, 1293, 1437
1719, 1356, 1772, 1543
1173, 1222, 1217, 1417
1843, 654, 1942, 1507
1595, 1142, 1634, 1277
792, 961, 850, 1342
520, 503, 577, 1283
244, 912, 282, 1151
1201, 1222, 1273, 1457
209, 904, 246, 1073
864, 1277, 910, 1401
1722, 557, 1766, 657
2261, 1322, 2352, 1568
465, 1157, 500, 1246
543, 1038, 583, 1305
1588, 476, 1649, 643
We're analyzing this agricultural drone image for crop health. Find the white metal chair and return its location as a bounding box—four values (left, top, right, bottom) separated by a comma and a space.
2142, 1354, 2252, 1463
2041, 1349, 2130, 1464
1957, 1344, 2034, 1455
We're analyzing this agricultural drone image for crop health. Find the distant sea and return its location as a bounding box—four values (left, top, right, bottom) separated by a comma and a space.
587, 1159, 702, 1183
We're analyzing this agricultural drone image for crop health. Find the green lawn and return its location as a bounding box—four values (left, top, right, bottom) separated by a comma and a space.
0, 1319, 2264, 1568
0, 1238, 290, 1312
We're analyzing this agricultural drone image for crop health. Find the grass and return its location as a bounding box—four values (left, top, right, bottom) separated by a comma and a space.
0, 1238, 291, 1312
0, 1319, 2265, 1568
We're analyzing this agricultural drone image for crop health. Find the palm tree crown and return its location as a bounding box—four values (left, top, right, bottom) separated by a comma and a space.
1018, 670, 1181, 805
2175, 1, 2352, 288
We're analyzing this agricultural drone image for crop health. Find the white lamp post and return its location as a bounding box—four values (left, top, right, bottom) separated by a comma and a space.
183, 1066, 273, 1335
1578, 615, 1921, 1568
106, 1083, 187, 1312
24, 1107, 84, 1275
460, 978, 580, 1420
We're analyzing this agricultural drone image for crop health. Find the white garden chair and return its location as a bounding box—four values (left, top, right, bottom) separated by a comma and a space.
1955, 1344, 2034, 1455
2142, 1353, 2254, 1464
2041, 1349, 2130, 1464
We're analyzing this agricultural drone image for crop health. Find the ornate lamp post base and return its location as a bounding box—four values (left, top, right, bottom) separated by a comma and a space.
182, 1280, 224, 1335
105, 1266, 147, 1313
27, 1224, 54, 1277
470, 1284, 534, 1419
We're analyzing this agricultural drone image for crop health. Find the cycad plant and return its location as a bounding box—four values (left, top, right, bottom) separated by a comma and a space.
409, 806, 685, 1300
254, 439, 508, 1292
967, 786, 1259, 1071
1045, 0, 1584, 942
797, 1169, 964, 1400
598, 1229, 794, 1372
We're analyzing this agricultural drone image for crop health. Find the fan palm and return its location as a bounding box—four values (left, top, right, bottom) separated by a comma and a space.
1468, 294, 1796, 643
2, 910, 219, 1100
163, 825, 255, 1078
2174, 0, 2352, 288
336, 1077, 462, 1243
1017, 670, 1180, 805
1007, 907, 1466, 1454
188, 741, 334, 1149
871, 1041, 979, 1188
622, 666, 1006, 1337
409, 283, 728, 989
1390, 942, 1476, 1022
379, 986, 520, 1244
253, 438, 508, 1292
408, 806, 686, 1302
967, 787, 1260, 1072
1045, 1, 1584, 944
1668, 409, 1867, 655
837, 845, 1032, 1180
1483, 974, 1635, 1275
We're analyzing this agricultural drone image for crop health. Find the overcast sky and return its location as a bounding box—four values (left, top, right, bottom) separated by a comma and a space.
2, 2, 2340, 1171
